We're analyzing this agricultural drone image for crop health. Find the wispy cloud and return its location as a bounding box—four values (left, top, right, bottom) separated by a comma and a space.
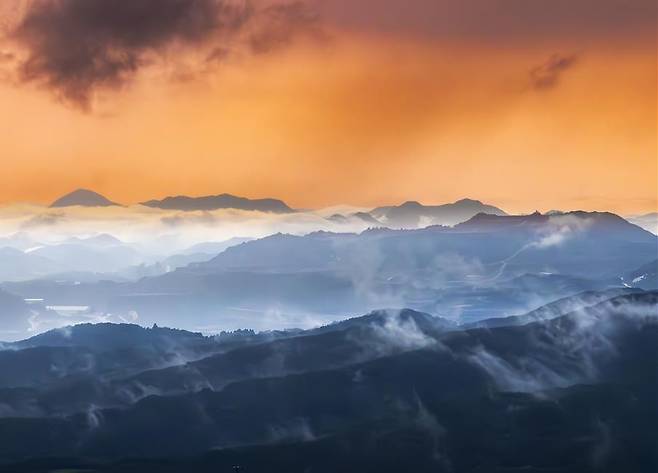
530, 53, 578, 90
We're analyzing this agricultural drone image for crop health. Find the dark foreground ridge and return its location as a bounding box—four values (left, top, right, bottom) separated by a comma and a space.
0, 291, 656, 472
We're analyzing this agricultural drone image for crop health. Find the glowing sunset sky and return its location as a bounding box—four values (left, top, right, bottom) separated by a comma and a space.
0, 0, 656, 214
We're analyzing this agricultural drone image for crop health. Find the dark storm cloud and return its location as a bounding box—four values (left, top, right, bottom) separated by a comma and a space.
9, 0, 653, 110
8, 0, 327, 109
530, 54, 578, 90
10, 0, 251, 109
249, 1, 324, 54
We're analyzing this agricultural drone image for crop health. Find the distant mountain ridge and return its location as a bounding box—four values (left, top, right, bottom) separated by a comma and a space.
370, 198, 507, 227
455, 210, 656, 242
48, 189, 295, 213
50, 189, 119, 208
140, 193, 294, 213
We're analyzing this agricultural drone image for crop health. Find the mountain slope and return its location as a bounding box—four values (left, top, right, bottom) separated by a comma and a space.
627, 211, 658, 235
464, 287, 644, 329
0, 289, 32, 337
621, 259, 658, 290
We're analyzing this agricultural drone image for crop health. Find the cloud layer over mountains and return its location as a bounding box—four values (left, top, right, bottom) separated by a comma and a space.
0, 192, 517, 251
0, 195, 655, 341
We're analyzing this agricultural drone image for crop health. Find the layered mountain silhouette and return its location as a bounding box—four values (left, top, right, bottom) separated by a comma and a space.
370, 198, 507, 227
4, 190, 656, 472
48, 189, 295, 213
44, 192, 514, 227
50, 189, 119, 208
140, 193, 294, 213
2, 210, 655, 333
193, 210, 654, 278
0, 291, 655, 472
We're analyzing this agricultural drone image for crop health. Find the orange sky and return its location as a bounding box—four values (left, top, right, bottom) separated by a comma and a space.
0, 0, 656, 214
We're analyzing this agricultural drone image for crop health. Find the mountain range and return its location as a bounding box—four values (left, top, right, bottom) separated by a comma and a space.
47, 189, 295, 213
370, 198, 508, 227
1, 193, 657, 472
0, 234, 254, 286
46, 189, 516, 228
0, 290, 655, 472
2, 210, 655, 338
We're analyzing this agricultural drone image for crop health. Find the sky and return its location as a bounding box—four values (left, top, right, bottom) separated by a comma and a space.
0, 0, 656, 214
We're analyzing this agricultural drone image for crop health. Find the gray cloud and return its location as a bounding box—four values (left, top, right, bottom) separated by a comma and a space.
8, 0, 322, 109
10, 0, 246, 109
530, 54, 578, 90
